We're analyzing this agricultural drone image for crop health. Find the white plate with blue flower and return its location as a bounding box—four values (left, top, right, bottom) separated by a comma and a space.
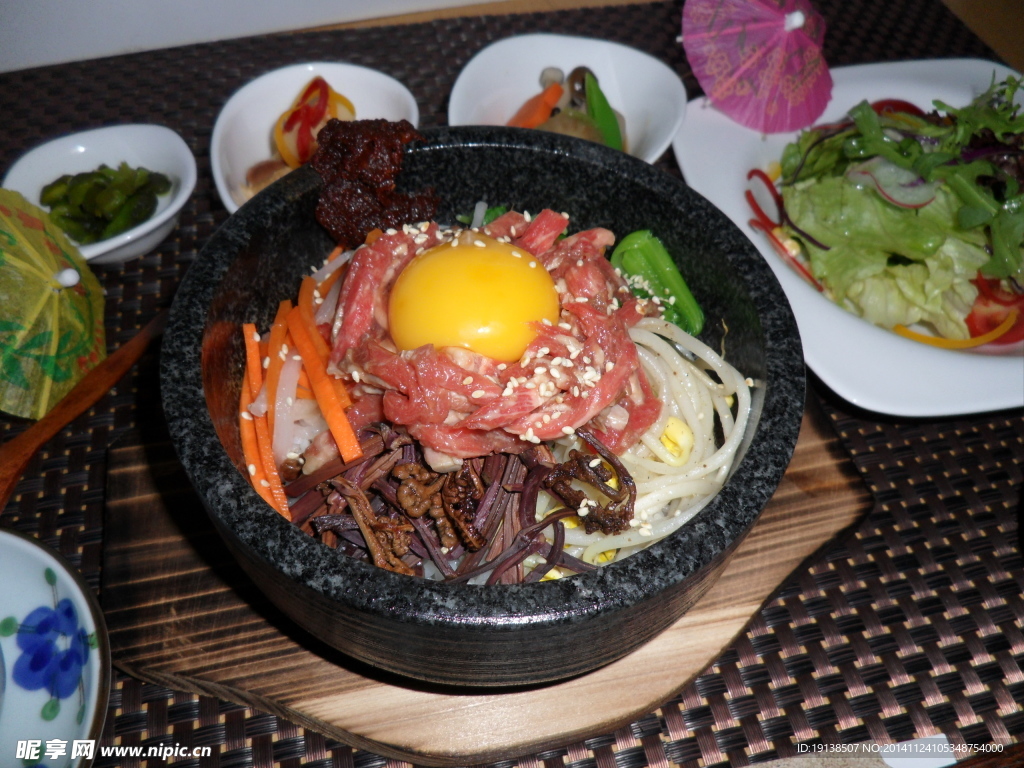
0, 528, 110, 768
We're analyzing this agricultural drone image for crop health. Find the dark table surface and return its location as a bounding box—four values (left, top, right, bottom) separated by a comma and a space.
1, 0, 1021, 766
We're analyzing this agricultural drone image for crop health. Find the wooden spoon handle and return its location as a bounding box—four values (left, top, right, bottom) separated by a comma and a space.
0, 309, 168, 512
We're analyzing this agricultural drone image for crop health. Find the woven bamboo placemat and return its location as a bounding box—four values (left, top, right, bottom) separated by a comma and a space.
1, 0, 1021, 765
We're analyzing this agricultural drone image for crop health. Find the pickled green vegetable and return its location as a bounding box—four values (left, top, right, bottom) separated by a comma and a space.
38, 161, 173, 245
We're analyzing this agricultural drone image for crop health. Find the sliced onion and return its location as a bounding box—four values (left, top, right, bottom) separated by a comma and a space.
272, 356, 302, 467
315, 273, 343, 326
846, 156, 939, 209
469, 200, 488, 229
311, 249, 352, 283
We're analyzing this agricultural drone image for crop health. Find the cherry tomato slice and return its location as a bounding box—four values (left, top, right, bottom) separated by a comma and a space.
965, 280, 1024, 345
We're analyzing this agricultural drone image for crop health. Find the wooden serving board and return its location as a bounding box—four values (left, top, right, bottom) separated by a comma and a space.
100, 396, 871, 766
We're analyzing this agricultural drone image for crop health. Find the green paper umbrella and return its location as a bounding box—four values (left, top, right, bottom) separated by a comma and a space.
0, 189, 106, 420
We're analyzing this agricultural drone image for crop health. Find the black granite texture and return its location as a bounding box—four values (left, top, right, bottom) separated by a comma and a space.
161, 126, 805, 687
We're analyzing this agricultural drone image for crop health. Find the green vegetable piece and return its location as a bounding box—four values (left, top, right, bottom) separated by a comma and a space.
93, 185, 129, 219
50, 210, 99, 244
584, 72, 623, 152
40, 175, 72, 207
101, 191, 157, 239
482, 205, 508, 227
611, 230, 704, 335
66, 171, 103, 209
144, 172, 172, 196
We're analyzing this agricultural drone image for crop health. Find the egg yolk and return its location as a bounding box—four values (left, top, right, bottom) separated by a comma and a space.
388, 232, 561, 362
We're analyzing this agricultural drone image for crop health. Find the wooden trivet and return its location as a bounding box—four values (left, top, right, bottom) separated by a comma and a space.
100, 396, 870, 766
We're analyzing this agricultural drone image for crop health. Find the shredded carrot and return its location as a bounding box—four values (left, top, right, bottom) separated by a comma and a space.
298, 275, 332, 363
252, 406, 291, 518
364, 228, 384, 245
894, 308, 1020, 349
241, 323, 264, 398
507, 82, 563, 129
239, 384, 275, 509
286, 305, 362, 463
263, 300, 293, 436
239, 322, 291, 518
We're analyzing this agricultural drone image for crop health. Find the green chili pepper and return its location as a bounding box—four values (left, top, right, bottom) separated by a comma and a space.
610, 230, 704, 335
39, 162, 172, 244
584, 72, 623, 152
100, 191, 157, 240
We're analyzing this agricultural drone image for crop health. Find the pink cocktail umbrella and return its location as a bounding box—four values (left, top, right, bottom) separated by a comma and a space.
682, 0, 833, 133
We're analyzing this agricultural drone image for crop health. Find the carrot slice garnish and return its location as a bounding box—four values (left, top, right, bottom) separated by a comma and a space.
286, 305, 362, 463
507, 82, 564, 129
894, 308, 1020, 349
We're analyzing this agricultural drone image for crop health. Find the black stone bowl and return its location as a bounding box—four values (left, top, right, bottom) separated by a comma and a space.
162, 126, 804, 688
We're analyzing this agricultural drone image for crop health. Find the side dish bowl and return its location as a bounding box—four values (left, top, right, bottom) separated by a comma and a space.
161, 127, 804, 687
211, 62, 420, 214
448, 34, 687, 164
0, 528, 110, 768
2, 124, 196, 265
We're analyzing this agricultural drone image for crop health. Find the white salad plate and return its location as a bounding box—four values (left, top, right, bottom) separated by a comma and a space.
674, 58, 1023, 418
449, 33, 687, 164
0, 528, 110, 767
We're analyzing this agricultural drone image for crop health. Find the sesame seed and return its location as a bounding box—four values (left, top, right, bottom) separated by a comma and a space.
541, 318, 552, 326
247, 464, 257, 476
576, 259, 584, 267
462, 376, 473, 385
558, 322, 572, 330
529, 261, 537, 268
542, 414, 551, 423
524, 381, 536, 389
745, 377, 754, 387
293, 354, 302, 361
497, 363, 507, 370
250, 331, 261, 342
386, 228, 397, 235
511, 250, 522, 258
240, 411, 253, 421
471, 389, 485, 399
534, 366, 547, 375
260, 479, 270, 488
589, 458, 601, 467
351, 370, 362, 383
286, 397, 294, 406
286, 452, 299, 459
561, 426, 575, 435
474, 240, 486, 247
262, 357, 270, 369
574, 296, 588, 303
605, 362, 614, 372
524, 211, 532, 222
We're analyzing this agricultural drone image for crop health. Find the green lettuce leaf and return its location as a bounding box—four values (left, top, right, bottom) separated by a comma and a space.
783, 178, 990, 338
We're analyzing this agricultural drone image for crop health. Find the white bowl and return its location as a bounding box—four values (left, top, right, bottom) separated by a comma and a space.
0, 528, 110, 768
2, 124, 196, 265
211, 62, 420, 213
448, 33, 687, 164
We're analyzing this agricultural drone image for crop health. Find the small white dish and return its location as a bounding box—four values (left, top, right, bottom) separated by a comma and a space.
2, 124, 196, 265
448, 33, 687, 164
211, 62, 420, 213
0, 528, 110, 768
674, 58, 1024, 418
